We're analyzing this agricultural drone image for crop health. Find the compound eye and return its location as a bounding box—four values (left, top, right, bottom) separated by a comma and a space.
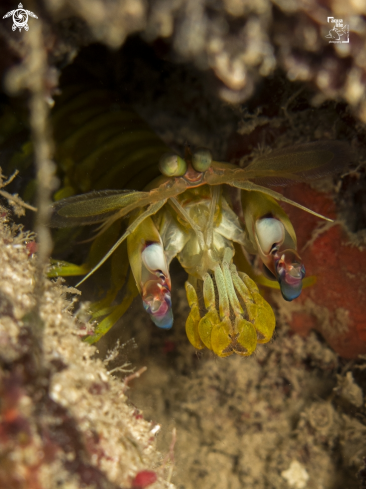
159, 153, 187, 177
192, 148, 212, 172
275, 249, 305, 301
142, 243, 168, 276
255, 217, 285, 255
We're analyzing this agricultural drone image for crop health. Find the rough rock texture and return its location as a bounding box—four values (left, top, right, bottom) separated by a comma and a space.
0, 207, 175, 489
101, 271, 366, 489
277, 184, 366, 359
1, 0, 366, 119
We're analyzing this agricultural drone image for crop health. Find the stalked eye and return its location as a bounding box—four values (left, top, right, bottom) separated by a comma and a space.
142, 280, 173, 329
255, 217, 285, 255
158, 153, 187, 177
142, 243, 168, 275
274, 249, 306, 301
192, 148, 212, 172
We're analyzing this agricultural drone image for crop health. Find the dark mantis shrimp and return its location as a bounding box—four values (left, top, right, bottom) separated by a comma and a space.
48, 87, 351, 357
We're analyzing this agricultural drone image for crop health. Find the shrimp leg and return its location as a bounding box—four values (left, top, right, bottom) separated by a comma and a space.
76, 199, 167, 286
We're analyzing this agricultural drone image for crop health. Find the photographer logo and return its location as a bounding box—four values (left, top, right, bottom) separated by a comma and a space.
325, 17, 349, 44
3, 3, 38, 32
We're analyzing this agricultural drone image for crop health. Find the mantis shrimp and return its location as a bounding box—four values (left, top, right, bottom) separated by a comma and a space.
50, 109, 351, 357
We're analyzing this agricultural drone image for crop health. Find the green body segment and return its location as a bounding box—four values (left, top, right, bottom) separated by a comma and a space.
46, 85, 171, 342
51, 85, 170, 195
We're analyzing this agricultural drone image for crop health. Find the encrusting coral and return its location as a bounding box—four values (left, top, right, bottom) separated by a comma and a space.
3, 0, 365, 120
0, 205, 175, 489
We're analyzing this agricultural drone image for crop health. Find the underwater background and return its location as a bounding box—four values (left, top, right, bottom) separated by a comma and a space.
0, 0, 366, 488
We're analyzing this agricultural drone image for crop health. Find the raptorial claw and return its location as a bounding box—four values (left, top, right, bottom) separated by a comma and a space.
237, 271, 275, 344
197, 273, 219, 350
234, 317, 257, 356
247, 297, 275, 344
198, 310, 218, 350
211, 317, 232, 357
185, 282, 205, 350
184, 251, 276, 357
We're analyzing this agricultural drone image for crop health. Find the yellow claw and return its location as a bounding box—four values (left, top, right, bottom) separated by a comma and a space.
246, 297, 275, 344
239, 272, 275, 344
211, 317, 233, 357
185, 261, 276, 356
185, 282, 205, 350
198, 309, 219, 350
234, 317, 257, 356
197, 273, 218, 350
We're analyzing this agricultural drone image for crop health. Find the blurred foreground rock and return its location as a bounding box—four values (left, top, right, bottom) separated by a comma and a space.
1, 0, 366, 121
0, 207, 174, 489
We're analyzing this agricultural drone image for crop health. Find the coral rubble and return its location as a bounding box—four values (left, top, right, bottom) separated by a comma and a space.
0, 209, 174, 489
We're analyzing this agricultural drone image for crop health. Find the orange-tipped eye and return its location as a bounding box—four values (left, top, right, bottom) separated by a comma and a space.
192, 148, 212, 173
158, 153, 187, 177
